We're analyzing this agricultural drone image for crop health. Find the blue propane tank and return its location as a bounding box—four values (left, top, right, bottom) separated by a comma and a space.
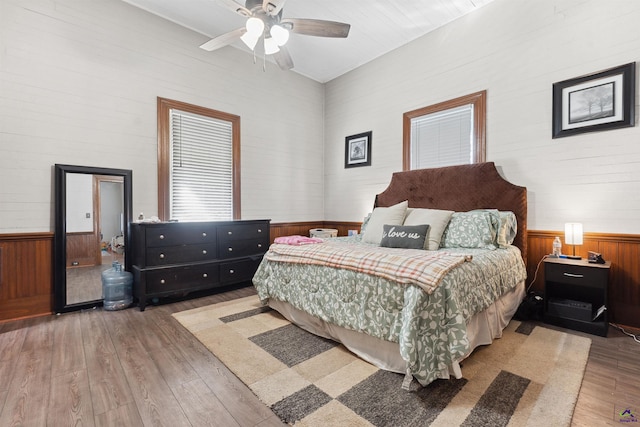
102, 261, 133, 311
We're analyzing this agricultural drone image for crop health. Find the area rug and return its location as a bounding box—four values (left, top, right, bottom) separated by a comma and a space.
173, 296, 592, 426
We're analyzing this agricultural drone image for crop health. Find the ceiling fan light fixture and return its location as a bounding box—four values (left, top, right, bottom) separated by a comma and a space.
264, 36, 280, 55
245, 17, 265, 36
270, 25, 289, 46
240, 31, 261, 50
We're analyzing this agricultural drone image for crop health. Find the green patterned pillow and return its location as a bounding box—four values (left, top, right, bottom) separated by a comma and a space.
441, 210, 500, 249
497, 211, 517, 247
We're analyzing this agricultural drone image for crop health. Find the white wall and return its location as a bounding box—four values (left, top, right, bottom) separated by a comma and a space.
324, 0, 640, 234
0, 0, 325, 233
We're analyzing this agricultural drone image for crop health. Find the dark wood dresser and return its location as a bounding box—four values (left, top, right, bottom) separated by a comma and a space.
131, 220, 270, 310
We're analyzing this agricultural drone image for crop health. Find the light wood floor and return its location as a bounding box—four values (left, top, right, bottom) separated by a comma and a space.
0, 285, 638, 427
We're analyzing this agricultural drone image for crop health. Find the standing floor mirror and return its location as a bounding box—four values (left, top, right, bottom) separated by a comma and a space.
54, 164, 132, 313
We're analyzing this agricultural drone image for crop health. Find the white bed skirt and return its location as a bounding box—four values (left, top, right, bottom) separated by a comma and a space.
268, 281, 525, 382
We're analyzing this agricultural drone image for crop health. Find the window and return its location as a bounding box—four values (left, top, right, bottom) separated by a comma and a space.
403, 91, 486, 170
157, 98, 241, 221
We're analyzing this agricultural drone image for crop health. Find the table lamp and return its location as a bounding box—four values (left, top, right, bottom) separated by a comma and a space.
564, 222, 583, 260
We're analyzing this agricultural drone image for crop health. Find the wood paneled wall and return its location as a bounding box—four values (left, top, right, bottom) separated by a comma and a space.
2, 227, 638, 329
0, 233, 53, 323
269, 221, 363, 243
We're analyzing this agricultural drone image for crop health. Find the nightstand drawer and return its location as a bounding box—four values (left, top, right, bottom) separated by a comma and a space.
545, 263, 608, 288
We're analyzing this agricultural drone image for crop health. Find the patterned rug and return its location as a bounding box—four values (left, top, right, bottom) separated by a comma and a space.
172, 295, 591, 426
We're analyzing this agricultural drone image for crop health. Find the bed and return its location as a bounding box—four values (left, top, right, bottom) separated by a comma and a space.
252, 162, 527, 388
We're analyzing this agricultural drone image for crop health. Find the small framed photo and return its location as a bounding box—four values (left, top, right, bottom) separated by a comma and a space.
552, 62, 635, 138
345, 131, 372, 168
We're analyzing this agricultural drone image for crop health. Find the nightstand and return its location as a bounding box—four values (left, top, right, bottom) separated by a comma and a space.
543, 257, 610, 337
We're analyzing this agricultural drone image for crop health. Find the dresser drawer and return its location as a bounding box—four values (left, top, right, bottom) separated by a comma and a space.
145, 223, 217, 247
218, 237, 269, 259
217, 222, 268, 243
545, 263, 608, 288
219, 257, 263, 285
145, 243, 217, 266
146, 263, 219, 293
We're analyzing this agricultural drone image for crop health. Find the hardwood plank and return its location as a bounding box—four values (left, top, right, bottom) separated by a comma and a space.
51, 312, 86, 376
153, 292, 283, 427
47, 370, 95, 426
173, 379, 241, 427
80, 309, 134, 416
0, 321, 28, 394
106, 308, 192, 426
124, 309, 199, 388
0, 318, 53, 426
94, 402, 144, 427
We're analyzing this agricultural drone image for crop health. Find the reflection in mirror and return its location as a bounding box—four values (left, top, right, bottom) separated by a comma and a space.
54, 165, 132, 313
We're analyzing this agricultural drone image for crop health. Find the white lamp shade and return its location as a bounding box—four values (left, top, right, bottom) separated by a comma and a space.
245, 17, 264, 35
270, 25, 289, 46
264, 36, 280, 55
240, 31, 261, 50
565, 223, 583, 245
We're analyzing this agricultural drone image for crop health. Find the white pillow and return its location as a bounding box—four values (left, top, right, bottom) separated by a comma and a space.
362, 200, 408, 245
403, 208, 454, 250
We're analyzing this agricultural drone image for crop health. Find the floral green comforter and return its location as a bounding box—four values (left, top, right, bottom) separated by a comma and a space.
251, 237, 527, 386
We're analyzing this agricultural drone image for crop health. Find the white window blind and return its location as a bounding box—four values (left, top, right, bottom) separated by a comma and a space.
410, 104, 474, 169
169, 109, 233, 221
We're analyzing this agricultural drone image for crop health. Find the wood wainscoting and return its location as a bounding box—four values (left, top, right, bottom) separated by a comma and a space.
1, 226, 638, 329
269, 221, 363, 242
0, 233, 53, 323
526, 230, 640, 329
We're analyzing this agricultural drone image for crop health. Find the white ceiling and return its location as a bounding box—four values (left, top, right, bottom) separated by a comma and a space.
122, 0, 495, 83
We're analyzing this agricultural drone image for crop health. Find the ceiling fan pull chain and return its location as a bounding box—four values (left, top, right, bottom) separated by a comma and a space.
252, 48, 257, 64
263, 53, 266, 72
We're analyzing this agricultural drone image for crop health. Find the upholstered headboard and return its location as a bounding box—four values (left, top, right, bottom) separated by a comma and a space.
374, 162, 527, 262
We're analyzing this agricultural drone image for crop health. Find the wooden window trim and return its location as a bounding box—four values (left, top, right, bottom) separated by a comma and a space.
402, 90, 487, 171
157, 97, 241, 221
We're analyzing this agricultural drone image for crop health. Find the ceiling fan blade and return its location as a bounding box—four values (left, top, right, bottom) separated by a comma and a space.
281, 18, 350, 38
199, 27, 247, 51
262, 0, 286, 16
216, 0, 251, 17
273, 45, 294, 70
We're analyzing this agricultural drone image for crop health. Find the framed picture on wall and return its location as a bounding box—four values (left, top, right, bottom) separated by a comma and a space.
345, 131, 372, 168
552, 62, 635, 138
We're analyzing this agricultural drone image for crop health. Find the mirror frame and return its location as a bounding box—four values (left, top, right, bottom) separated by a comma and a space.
54, 164, 133, 313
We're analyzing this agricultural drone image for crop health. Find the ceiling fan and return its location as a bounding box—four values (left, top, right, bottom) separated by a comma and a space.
199, 0, 351, 70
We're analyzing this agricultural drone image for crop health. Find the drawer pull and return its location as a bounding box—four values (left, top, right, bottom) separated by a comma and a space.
160, 279, 165, 284
563, 272, 584, 278
202, 232, 207, 237
228, 247, 233, 252
203, 273, 208, 278
257, 243, 262, 248
228, 231, 233, 235
159, 234, 165, 240
202, 250, 207, 255
258, 229, 262, 233
159, 253, 165, 259
229, 269, 235, 274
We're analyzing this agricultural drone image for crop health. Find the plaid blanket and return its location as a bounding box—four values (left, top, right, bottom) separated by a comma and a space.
265, 241, 471, 294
